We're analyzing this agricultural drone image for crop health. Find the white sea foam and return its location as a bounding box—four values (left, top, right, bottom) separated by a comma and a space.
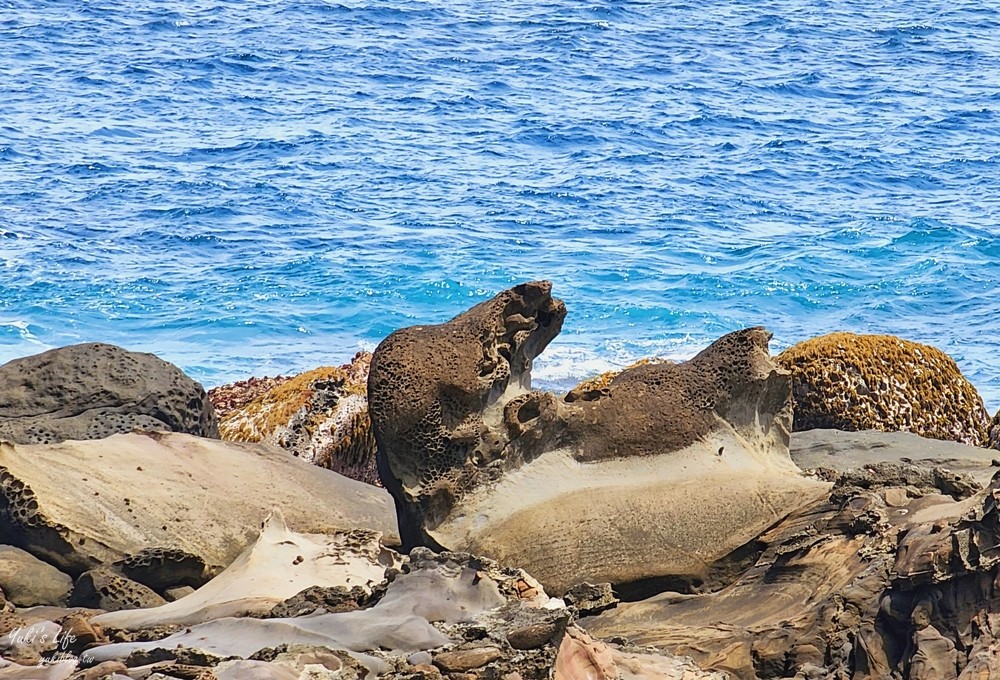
531, 337, 706, 392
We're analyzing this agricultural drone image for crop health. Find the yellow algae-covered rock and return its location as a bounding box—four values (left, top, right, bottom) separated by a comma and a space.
777, 332, 990, 445
209, 375, 292, 421
216, 353, 378, 485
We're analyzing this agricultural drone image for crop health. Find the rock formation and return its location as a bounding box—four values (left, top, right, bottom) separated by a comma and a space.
91, 510, 401, 630
554, 626, 728, 679
82, 535, 708, 680
87, 548, 548, 672
69, 568, 167, 612
582, 434, 1000, 679
213, 353, 378, 484
0, 431, 398, 578
988, 410, 1000, 450
369, 281, 828, 594
777, 332, 990, 445
208, 375, 292, 421
563, 356, 671, 403
0, 343, 218, 444
0, 546, 72, 607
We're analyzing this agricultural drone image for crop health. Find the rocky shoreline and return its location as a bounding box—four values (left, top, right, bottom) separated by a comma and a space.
2, 280, 1000, 679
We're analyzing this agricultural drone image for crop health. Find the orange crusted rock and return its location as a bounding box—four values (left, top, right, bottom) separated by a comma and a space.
209, 375, 292, 421
777, 332, 989, 446
217, 352, 378, 485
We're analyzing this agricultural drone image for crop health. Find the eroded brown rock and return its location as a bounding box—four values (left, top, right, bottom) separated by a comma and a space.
369, 281, 827, 594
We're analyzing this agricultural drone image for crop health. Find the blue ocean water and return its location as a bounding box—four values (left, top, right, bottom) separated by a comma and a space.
2, 1, 1000, 408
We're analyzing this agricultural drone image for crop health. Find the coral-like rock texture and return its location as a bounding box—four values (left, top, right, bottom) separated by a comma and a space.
215, 353, 377, 484
208, 375, 292, 421
369, 281, 827, 593
988, 409, 1000, 451
0, 343, 218, 444
778, 332, 990, 446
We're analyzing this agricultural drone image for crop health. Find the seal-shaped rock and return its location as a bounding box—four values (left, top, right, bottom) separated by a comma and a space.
0, 343, 219, 444
777, 332, 990, 446
369, 281, 828, 594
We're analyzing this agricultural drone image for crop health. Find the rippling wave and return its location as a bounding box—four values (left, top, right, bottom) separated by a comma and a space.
2, 0, 1000, 408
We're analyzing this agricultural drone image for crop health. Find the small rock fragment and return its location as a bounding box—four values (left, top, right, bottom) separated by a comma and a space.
433, 647, 502, 673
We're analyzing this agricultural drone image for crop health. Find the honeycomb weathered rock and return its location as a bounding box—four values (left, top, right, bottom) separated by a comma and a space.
369, 281, 827, 593
70, 567, 167, 612
0, 343, 218, 444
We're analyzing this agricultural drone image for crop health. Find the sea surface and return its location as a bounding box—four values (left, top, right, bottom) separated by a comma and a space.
2, 0, 1000, 408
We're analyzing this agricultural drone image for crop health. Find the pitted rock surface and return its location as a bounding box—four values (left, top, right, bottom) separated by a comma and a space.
369, 281, 567, 546
116, 548, 216, 592
560, 326, 793, 463
564, 357, 672, 403
370, 281, 827, 593
70, 567, 167, 612
216, 353, 377, 484
988, 409, 1000, 451
0, 343, 218, 444
778, 332, 990, 446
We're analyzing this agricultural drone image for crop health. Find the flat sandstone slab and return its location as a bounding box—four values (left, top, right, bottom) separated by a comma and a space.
790, 428, 1000, 486
0, 432, 398, 575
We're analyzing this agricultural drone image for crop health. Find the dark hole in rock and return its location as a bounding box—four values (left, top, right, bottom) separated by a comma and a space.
612, 538, 766, 602
517, 400, 541, 424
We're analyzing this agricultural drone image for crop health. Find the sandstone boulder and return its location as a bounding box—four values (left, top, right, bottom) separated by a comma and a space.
214, 353, 377, 484
369, 281, 828, 594
0, 432, 398, 577
777, 332, 990, 445
0, 343, 218, 444
0, 546, 72, 607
